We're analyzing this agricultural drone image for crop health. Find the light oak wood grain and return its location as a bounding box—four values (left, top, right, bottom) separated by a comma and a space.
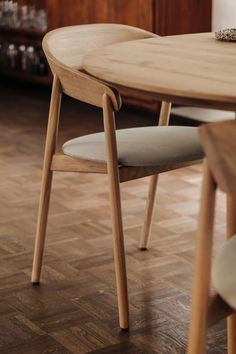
83, 33, 236, 111
51, 154, 107, 174
44, 24, 156, 70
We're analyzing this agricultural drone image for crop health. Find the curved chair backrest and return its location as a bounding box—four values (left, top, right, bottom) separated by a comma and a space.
42, 24, 156, 110
199, 120, 236, 196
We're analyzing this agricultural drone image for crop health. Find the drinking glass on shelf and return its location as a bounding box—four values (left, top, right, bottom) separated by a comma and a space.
26, 46, 40, 74
6, 43, 18, 68
37, 9, 47, 31
0, 1, 9, 27
28, 5, 36, 29
20, 5, 29, 29
18, 44, 27, 71
11, 2, 20, 28
0, 2, 48, 31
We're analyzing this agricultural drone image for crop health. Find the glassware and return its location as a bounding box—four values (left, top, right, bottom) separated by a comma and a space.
11, 2, 20, 28
0, 38, 48, 76
28, 5, 36, 29
6, 43, 18, 68
26, 45, 40, 74
18, 44, 26, 70
20, 5, 29, 29
37, 9, 47, 31
38, 48, 48, 75
0, 2, 48, 31
0, 1, 9, 27
0, 2, 4, 26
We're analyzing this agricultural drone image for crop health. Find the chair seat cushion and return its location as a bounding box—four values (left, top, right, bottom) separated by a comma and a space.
212, 235, 236, 310
62, 126, 204, 167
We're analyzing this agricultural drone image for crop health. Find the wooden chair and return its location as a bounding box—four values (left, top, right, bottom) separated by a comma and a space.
32, 24, 204, 329
188, 119, 236, 353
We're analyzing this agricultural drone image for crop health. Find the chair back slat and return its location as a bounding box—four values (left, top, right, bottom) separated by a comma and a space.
199, 120, 236, 196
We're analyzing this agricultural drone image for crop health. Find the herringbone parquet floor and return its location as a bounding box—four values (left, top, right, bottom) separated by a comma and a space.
0, 81, 227, 353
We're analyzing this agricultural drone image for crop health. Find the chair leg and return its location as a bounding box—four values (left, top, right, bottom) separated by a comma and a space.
139, 101, 172, 250
32, 170, 53, 284
158, 101, 172, 126
32, 76, 61, 284
227, 195, 236, 354
187, 160, 216, 354
103, 93, 129, 329
228, 316, 236, 354
139, 174, 158, 250
109, 175, 129, 329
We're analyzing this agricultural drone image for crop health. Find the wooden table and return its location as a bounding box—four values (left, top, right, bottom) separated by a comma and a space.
82, 31, 236, 349
82, 33, 236, 111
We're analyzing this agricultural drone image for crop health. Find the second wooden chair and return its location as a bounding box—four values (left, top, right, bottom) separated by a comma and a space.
188, 119, 236, 353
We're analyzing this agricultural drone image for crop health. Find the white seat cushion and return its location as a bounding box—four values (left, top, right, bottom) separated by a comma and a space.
212, 235, 236, 310
62, 126, 204, 167
171, 107, 235, 123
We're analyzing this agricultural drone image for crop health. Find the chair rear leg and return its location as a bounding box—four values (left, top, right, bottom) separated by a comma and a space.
109, 175, 129, 329
139, 101, 172, 250
140, 174, 158, 250
228, 317, 236, 354
227, 195, 236, 354
32, 170, 53, 284
32, 76, 61, 284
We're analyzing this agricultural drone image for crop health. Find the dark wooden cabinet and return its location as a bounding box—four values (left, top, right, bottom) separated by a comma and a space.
46, 0, 211, 34
47, 0, 154, 32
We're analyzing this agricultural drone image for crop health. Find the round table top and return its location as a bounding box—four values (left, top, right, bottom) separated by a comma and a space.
82, 33, 236, 110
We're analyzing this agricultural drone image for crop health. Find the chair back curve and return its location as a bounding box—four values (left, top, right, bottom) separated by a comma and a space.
43, 24, 156, 110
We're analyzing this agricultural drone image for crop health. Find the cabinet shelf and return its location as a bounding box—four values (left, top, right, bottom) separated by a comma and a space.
0, 27, 46, 37
0, 67, 51, 85
0, 26, 45, 46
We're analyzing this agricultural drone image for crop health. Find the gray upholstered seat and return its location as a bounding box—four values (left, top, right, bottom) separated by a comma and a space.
63, 126, 204, 166
212, 235, 236, 310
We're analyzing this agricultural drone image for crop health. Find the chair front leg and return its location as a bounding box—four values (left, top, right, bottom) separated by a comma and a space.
187, 160, 217, 354
103, 93, 129, 329
32, 76, 61, 284
32, 171, 53, 284
109, 173, 129, 329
